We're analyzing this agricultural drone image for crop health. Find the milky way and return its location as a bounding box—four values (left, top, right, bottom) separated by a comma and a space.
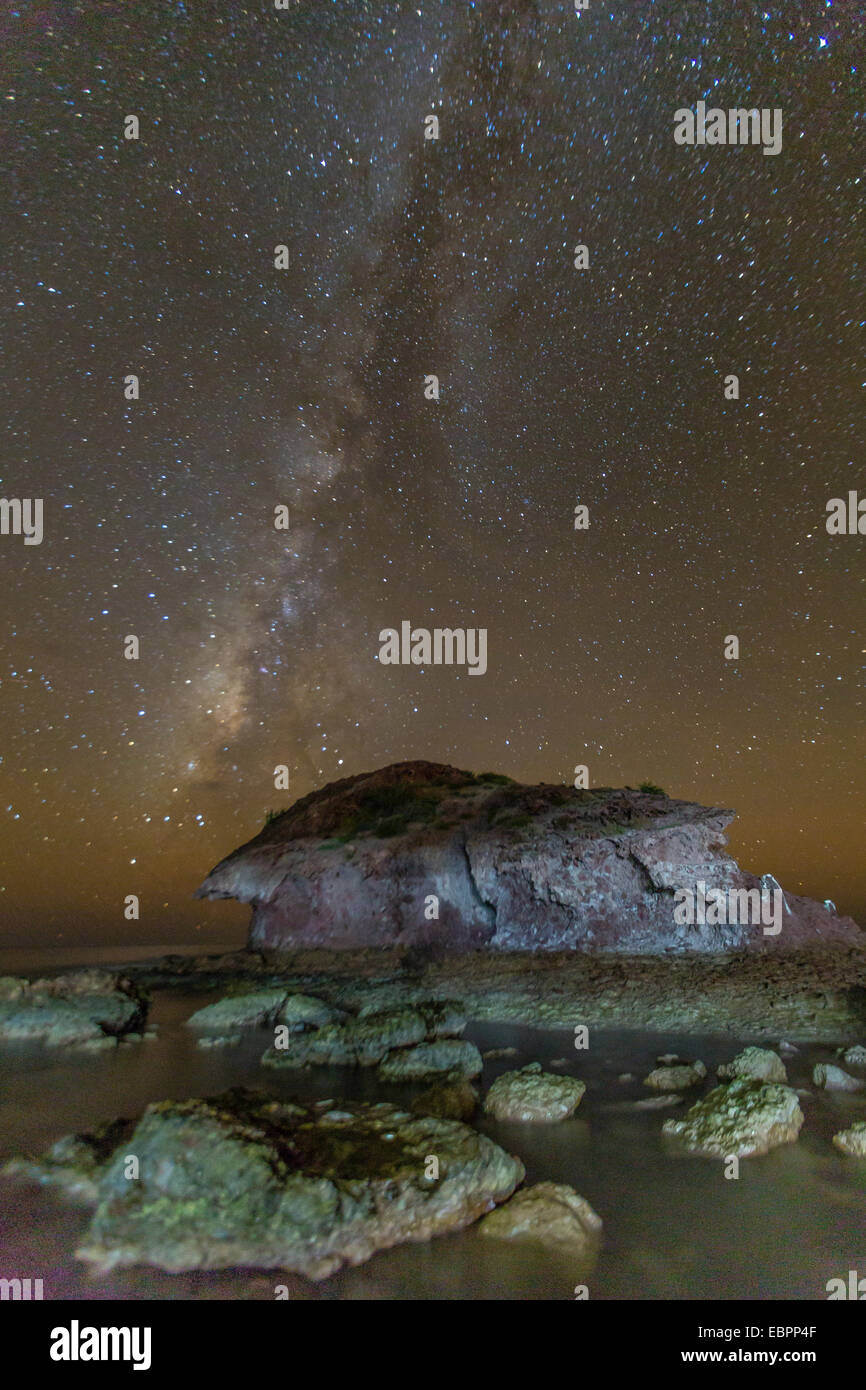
1, 1, 863, 942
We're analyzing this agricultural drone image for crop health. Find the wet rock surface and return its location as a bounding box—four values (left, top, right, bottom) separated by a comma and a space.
8, 1088, 524, 1281
813, 1063, 863, 1093
409, 1075, 479, 1121
717, 1046, 787, 1084
483, 1062, 586, 1123
125, 944, 866, 1042
662, 1079, 804, 1158
261, 1001, 464, 1070
833, 1122, 866, 1157
0, 970, 147, 1046
186, 987, 292, 1034
377, 1039, 483, 1081
644, 1059, 706, 1091
478, 1181, 602, 1260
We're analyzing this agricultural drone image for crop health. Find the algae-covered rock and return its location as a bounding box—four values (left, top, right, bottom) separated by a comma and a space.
478, 1181, 602, 1259
644, 1060, 706, 1092
11, 1088, 524, 1280
410, 1075, 479, 1121
662, 1079, 803, 1158
357, 996, 466, 1038
0, 970, 146, 1046
483, 1063, 586, 1123
278, 993, 345, 1030
186, 988, 289, 1033
378, 1039, 483, 1082
261, 1004, 460, 1070
717, 1047, 787, 1084
840, 1045, 866, 1068
833, 1122, 866, 1157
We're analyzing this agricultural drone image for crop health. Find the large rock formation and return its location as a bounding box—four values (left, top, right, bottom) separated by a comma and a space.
196, 761, 860, 955
6, 1090, 525, 1280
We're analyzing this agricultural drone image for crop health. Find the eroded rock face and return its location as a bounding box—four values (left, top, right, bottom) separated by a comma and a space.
6, 1089, 524, 1280
483, 1063, 586, 1123
478, 1182, 602, 1260
197, 762, 859, 954
662, 1079, 804, 1158
0, 970, 147, 1046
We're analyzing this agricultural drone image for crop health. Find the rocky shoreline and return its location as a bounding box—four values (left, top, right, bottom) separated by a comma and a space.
5, 952, 866, 1287
124, 943, 866, 1042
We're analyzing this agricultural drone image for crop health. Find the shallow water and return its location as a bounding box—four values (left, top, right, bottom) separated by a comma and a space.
2, 982, 866, 1300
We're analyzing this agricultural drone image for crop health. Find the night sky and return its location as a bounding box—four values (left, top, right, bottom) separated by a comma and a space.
1, 0, 863, 946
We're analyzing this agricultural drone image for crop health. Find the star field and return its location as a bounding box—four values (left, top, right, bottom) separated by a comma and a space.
1, 0, 863, 943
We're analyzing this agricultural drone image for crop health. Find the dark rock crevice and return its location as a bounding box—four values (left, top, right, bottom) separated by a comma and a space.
459, 831, 497, 935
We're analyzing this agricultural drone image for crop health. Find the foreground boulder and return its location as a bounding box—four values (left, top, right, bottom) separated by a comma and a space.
197, 761, 859, 954
478, 1182, 602, 1260
662, 1079, 804, 1158
5, 1088, 524, 1281
483, 1063, 586, 1123
0, 970, 147, 1047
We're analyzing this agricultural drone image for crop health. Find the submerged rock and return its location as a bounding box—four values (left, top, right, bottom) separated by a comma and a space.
717, 1047, 787, 1084
9, 1089, 524, 1280
629, 1094, 684, 1111
833, 1122, 866, 1157
662, 1079, 804, 1158
840, 1045, 866, 1068
197, 761, 860, 954
813, 1063, 864, 1093
644, 1060, 707, 1092
478, 1182, 602, 1260
378, 1039, 483, 1081
0, 970, 146, 1046
410, 1075, 479, 1122
483, 1063, 586, 1123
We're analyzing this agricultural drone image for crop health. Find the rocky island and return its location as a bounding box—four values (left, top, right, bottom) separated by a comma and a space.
197, 760, 859, 955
